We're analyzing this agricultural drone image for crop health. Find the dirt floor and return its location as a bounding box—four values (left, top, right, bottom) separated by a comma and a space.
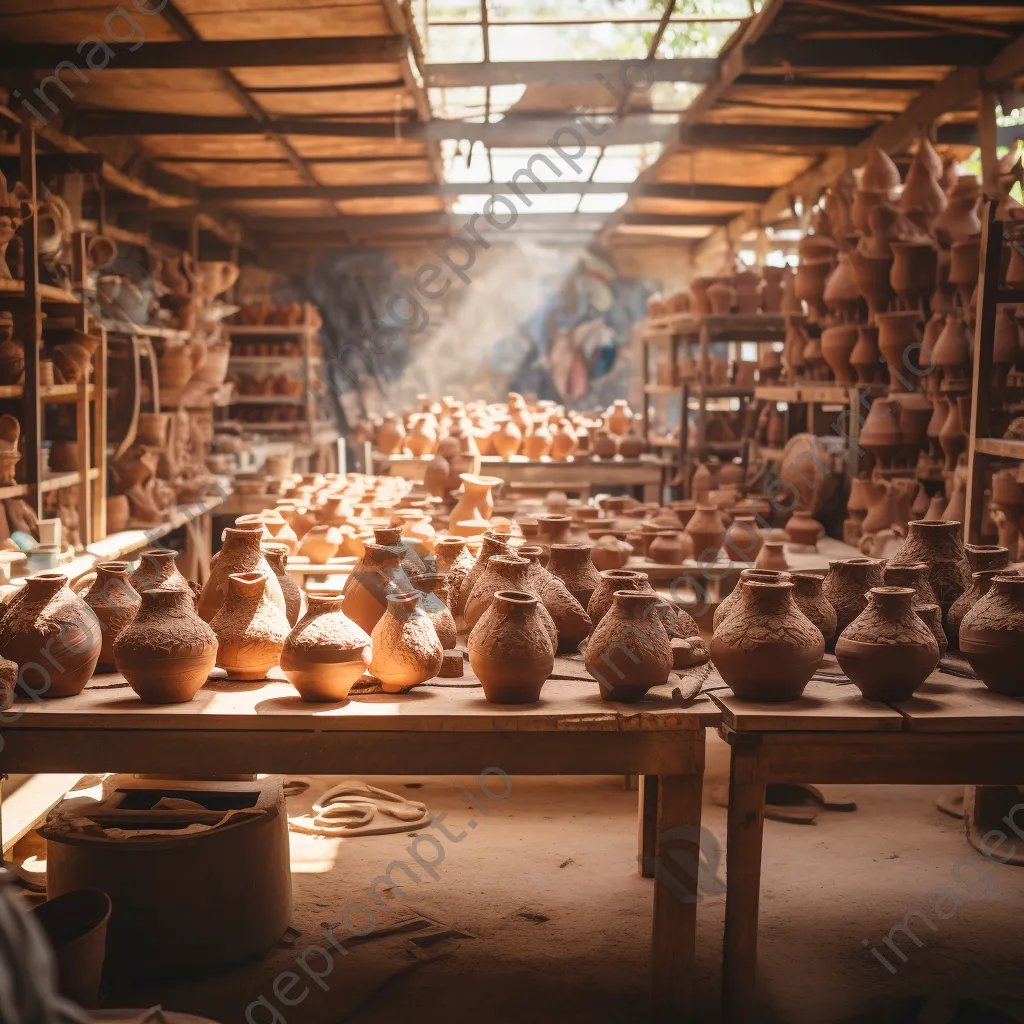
73, 732, 1024, 1023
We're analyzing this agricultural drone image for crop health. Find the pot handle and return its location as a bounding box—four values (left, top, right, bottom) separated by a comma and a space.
69, 570, 97, 594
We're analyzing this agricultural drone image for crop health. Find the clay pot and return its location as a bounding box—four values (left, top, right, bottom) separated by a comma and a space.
713, 568, 790, 631
883, 561, 939, 608
823, 253, 861, 322
105, 495, 130, 535
198, 528, 286, 623
405, 415, 437, 457
469, 591, 555, 704
836, 587, 939, 700
449, 474, 501, 531
875, 310, 921, 392
588, 569, 652, 627
895, 391, 933, 461
545, 544, 602, 610
820, 324, 858, 383
343, 542, 409, 634
724, 514, 763, 562
712, 579, 824, 701
606, 400, 633, 436
297, 524, 340, 563
900, 142, 947, 226
127, 548, 193, 596
785, 509, 824, 549
515, 547, 591, 653
790, 571, 837, 641
706, 282, 736, 316
369, 592, 443, 692
647, 530, 687, 565
492, 418, 521, 459
590, 534, 633, 571
848, 326, 883, 386
794, 258, 832, 321
211, 571, 290, 680
932, 312, 971, 381
685, 504, 725, 563
822, 557, 885, 647
948, 236, 981, 306
862, 144, 901, 193
948, 568, 1016, 647
75, 561, 141, 671
935, 394, 966, 471
549, 420, 578, 460
262, 543, 304, 626
377, 414, 405, 455
753, 540, 788, 572
464, 554, 533, 633
889, 519, 971, 623
280, 592, 372, 701
860, 396, 901, 469
958, 576, 1024, 694
585, 591, 672, 703
410, 574, 457, 650
435, 536, 474, 613
456, 532, 509, 619
849, 250, 894, 322
114, 587, 217, 703
889, 242, 937, 311
592, 429, 619, 459
0, 574, 99, 698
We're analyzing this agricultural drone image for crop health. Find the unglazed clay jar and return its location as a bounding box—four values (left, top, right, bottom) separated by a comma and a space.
0, 573, 102, 698
882, 561, 939, 609
724, 515, 763, 562
590, 534, 633, 571
280, 592, 372, 701
685, 505, 726, 563
411, 573, 458, 649
128, 548, 192, 595
434, 536, 475, 612
712, 579, 824, 701
297, 524, 340, 563
960, 575, 1024, 695
822, 557, 885, 647
790, 571, 837, 642
448, 473, 502, 532
262, 543, 305, 626
464, 554, 532, 632
585, 591, 672, 703
713, 568, 790, 631
211, 571, 290, 680
369, 592, 444, 693
74, 561, 141, 670
948, 568, 1018, 646
456, 532, 509, 619
588, 569, 655, 627
836, 587, 939, 701
517, 546, 591, 653
198, 528, 286, 623
754, 541, 789, 571
114, 588, 217, 703
888, 520, 970, 623
342, 542, 410, 635
545, 544, 602, 610
785, 510, 824, 549
915, 602, 948, 658
469, 591, 555, 704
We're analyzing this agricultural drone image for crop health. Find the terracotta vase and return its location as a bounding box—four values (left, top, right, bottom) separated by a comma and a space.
724, 514, 763, 562
889, 519, 971, 623
280, 592, 372, 701
405, 415, 437, 457
410, 573, 457, 650
0, 573, 101, 698
860, 396, 901, 469
949, 568, 1016, 647
75, 561, 141, 670
860, 478, 894, 535
785, 509, 824, 549
836, 587, 939, 700
958, 574, 1024, 695
523, 422, 552, 460
549, 420, 578, 460
754, 540, 788, 571
492, 418, 521, 460
464, 554, 533, 633
369, 592, 443, 693
535, 514, 572, 558
606, 400, 633, 436
711, 579, 824, 701
685, 505, 726, 563
377, 414, 405, 455
585, 591, 672, 703
592, 429, 619, 459
820, 324, 858, 383
435, 536, 475, 613
455, 532, 509, 619
469, 591, 555, 704
588, 569, 653, 627
790, 571, 837, 641
262, 543, 305, 626
849, 250, 894, 321
932, 312, 971, 381
713, 568, 790, 631
822, 557, 885, 647
889, 242, 937, 312
706, 282, 736, 316
936, 394, 966, 471
794, 258, 832, 321
590, 534, 633, 571
297, 524, 340, 563
875, 310, 921, 392
850, 325, 883, 384
647, 530, 687, 565
198, 528, 286, 623
114, 587, 217, 704
517, 547, 591, 653
128, 548, 192, 596
895, 391, 933, 462
211, 571, 290, 680
545, 544, 602, 610
882, 561, 939, 608
448, 474, 501, 531
342, 542, 410, 634
106, 495, 130, 534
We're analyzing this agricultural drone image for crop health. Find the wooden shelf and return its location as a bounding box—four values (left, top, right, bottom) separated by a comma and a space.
644, 384, 681, 396
687, 386, 755, 399
39, 468, 100, 493
648, 435, 679, 447
224, 325, 318, 336
231, 395, 305, 406
228, 356, 320, 366
41, 383, 94, 403
754, 384, 883, 404
0, 385, 22, 399
974, 437, 1024, 460
643, 313, 789, 340
0, 482, 30, 499
0, 281, 81, 306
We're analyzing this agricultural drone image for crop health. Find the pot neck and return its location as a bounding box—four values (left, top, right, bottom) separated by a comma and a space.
492, 590, 539, 620
228, 571, 268, 600
386, 592, 421, 621
611, 590, 663, 617
477, 535, 509, 561
548, 544, 589, 568
791, 572, 824, 595
222, 528, 262, 555
95, 561, 130, 582
991, 575, 1024, 603
972, 569, 1009, 597
740, 579, 794, 613
487, 556, 529, 586
262, 545, 288, 571
306, 593, 346, 616
25, 573, 67, 600
966, 545, 1009, 572
832, 558, 882, 582
413, 573, 448, 596
140, 587, 193, 615
868, 586, 915, 615
906, 520, 963, 554
373, 526, 403, 546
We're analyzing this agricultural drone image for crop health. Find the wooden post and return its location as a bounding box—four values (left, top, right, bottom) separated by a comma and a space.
93, 324, 108, 540
978, 87, 1000, 201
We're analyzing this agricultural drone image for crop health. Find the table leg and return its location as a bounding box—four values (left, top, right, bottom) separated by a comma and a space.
651, 772, 703, 1019
722, 738, 767, 1024
638, 774, 659, 877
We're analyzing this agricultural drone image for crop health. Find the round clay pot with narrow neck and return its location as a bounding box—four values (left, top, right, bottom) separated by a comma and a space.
342, 542, 410, 635
369, 592, 444, 693
949, 567, 1019, 650
75, 561, 141, 670
711, 579, 824, 701
588, 569, 654, 626
464, 554, 535, 633
960, 575, 1024, 694
469, 591, 555, 704
882, 561, 938, 608
435, 536, 474, 612
516, 547, 590, 653
128, 548, 192, 596
713, 568, 791, 631
456, 532, 509, 619
546, 544, 602, 610
585, 591, 673, 703
280, 592, 372, 701
790, 571, 837, 642
114, 587, 217, 704
262, 542, 305, 626
836, 586, 939, 701
685, 505, 726, 564
198, 527, 286, 623
411, 573, 458, 650
755, 541, 789, 572
211, 571, 291, 680
889, 519, 971, 623
0, 573, 102, 698
822, 557, 885, 648
536, 514, 572, 557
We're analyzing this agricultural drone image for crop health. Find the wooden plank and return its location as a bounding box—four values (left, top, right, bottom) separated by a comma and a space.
711, 679, 905, 732
974, 437, 1024, 459
424, 58, 717, 88
2, 773, 85, 852
201, 181, 704, 200
743, 35, 1003, 68
892, 676, 1024, 732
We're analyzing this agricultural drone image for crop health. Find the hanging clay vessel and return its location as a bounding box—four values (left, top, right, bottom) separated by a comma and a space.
262, 543, 305, 626
545, 544, 602, 610
114, 587, 217, 704
369, 592, 443, 693
888, 519, 971, 624
280, 592, 372, 701
861, 143, 901, 194
448, 474, 502, 532
198, 528, 286, 623
848, 249, 894, 323
713, 568, 790, 631
411, 573, 458, 650
74, 561, 141, 671
342, 542, 411, 635
932, 312, 971, 381
0, 573, 102, 698
790, 571, 837, 642
836, 587, 939, 701
585, 591, 672, 703
211, 571, 290, 681
822, 557, 885, 647
847, 325, 882, 385
712, 579, 824, 701
469, 591, 556, 704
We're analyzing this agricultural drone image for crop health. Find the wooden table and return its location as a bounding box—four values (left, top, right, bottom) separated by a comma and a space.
711, 673, 1024, 1023
1, 672, 719, 1019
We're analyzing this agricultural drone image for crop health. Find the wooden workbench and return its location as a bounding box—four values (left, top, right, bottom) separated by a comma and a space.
1, 670, 719, 1019
710, 672, 1024, 1023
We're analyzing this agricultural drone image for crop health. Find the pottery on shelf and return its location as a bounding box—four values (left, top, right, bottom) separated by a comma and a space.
820, 324, 859, 383
590, 534, 633, 571
210, 571, 290, 681
888, 519, 971, 624
74, 561, 141, 671
875, 310, 921, 392
469, 591, 556, 704
724, 515, 763, 562
785, 509, 824, 550
860, 396, 901, 468
545, 544, 602, 610
685, 505, 726, 563
711, 579, 824, 701
647, 530, 688, 565
198, 528, 286, 623
448, 474, 502, 532
754, 541, 789, 572
960, 575, 1024, 695
836, 587, 939, 701
0, 573, 102, 698
369, 592, 444, 693
585, 591, 673, 703
114, 587, 217, 704
262, 543, 305, 626
790, 571, 837, 642
822, 557, 885, 647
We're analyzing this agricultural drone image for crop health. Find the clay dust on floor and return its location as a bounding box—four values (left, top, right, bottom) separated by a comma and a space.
93, 732, 1024, 1023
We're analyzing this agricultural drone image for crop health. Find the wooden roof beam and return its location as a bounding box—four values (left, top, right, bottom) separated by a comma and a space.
742, 36, 1006, 69
424, 58, 716, 88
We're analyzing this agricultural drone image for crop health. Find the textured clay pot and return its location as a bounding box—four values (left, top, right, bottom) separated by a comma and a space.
960, 575, 1024, 695
128, 548, 192, 596
949, 566, 1016, 647
647, 530, 687, 565
713, 568, 791, 631
198, 528, 286, 623
369, 591, 443, 693
517, 547, 591, 653
411, 573, 458, 650
434, 536, 475, 613
342, 542, 409, 634
889, 519, 971, 623
546, 544, 602, 610
0, 574, 102, 698
280, 592, 372, 701
464, 554, 532, 633
455, 532, 509, 619
262, 543, 305, 626
821, 324, 858, 383
469, 591, 555, 704
75, 561, 141, 670
588, 569, 653, 627
711, 579, 824, 701
211, 571, 290, 680
585, 591, 672, 703
590, 534, 633, 571
790, 571, 837, 642
724, 515, 763, 562
685, 505, 726, 563
448, 474, 502, 532
785, 509, 824, 549
114, 587, 217, 704
882, 561, 939, 608
836, 587, 939, 700
822, 557, 885, 648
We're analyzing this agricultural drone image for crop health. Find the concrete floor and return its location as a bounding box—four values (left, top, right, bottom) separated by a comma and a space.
88, 732, 1024, 1023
